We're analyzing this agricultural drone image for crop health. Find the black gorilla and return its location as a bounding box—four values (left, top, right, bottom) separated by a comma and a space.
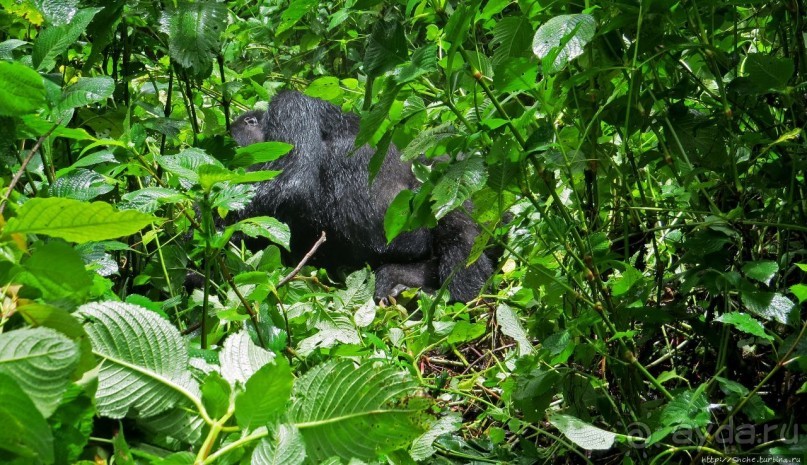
230, 91, 494, 302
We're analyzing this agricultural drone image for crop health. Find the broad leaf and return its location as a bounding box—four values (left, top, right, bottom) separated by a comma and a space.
410, 413, 462, 461
234, 217, 291, 251
56, 76, 115, 113
297, 315, 361, 357
744, 54, 794, 91
742, 260, 778, 285
159, 1, 227, 73
716, 312, 774, 341
235, 358, 294, 430
119, 187, 187, 213
18, 241, 93, 302
549, 414, 616, 451
251, 425, 307, 465
0, 61, 46, 116
291, 360, 430, 461
198, 165, 281, 191
4, 198, 156, 243
0, 327, 79, 417
220, 331, 275, 385
49, 168, 115, 200
231, 141, 293, 168
17, 302, 96, 377
32, 0, 80, 26
432, 156, 488, 219
32, 8, 101, 72
0, 39, 27, 60
496, 304, 533, 357
276, 0, 318, 35
532, 14, 596, 74
136, 407, 205, 446
395, 44, 438, 85
660, 389, 710, 430
0, 373, 54, 464
491, 16, 533, 64
159, 148, 222, 188
400, 122, 456, 161
201, 372, 231, 420
363, 18, 408, 78
741, 291, 796, 326
77, 302, 199, 418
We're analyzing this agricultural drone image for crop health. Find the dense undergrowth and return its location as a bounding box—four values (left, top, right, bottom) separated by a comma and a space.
1, 0, 806, 464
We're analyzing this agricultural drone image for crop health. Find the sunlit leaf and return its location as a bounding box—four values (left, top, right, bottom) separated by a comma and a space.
77, 302, 199, 419
4, 198, 156, 243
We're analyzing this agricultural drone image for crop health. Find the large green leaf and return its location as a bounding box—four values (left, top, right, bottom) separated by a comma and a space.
276, 0, 318, 36
231, 142, 293, 168
4, 198, 156, 243
0, 39, 27, 61
0, 61, 46, 116
0, 373, 54, 464
743, 53, 794, 91
0, 327, 79, 417
18, 302, 96, 375
197, 165, 281, 192
495, 304, 533, 357
32, 0, 80, 26
400, 122, 456, 162
291, 360, 430, 462
136, 407, 205, 446
32, 8, 101, 72
234, 217, 291, 251
394, 44, 438, 85
234, 357, 294, 430
741, 291, 797, 326
159, 1, 227, 72
715, 312, 774, 341
220, 330, 276, 385
158, 148, 222, 188
532, 14, 596, 74
49, 168, 115, 201
55, 76, 115, 113
77, 302, 199, 419
363, 18, 408, 78
431, 156, 488, 219
410, 413, 462, 461
18, 241, 93, 302
443, 0, 482, 74
549, 414, 616, 451
119, 187, 187, 214
491, 16, 533, 64
251, 425, 306, 465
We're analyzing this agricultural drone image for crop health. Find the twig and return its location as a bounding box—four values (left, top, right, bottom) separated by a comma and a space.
277, 231, 326, 288
217, 255, 266, 348
0, 123, 60, 217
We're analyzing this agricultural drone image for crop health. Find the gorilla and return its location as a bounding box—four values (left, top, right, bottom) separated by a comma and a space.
230, 91, 495, 303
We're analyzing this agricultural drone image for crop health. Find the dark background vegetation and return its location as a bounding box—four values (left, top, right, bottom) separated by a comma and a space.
0, 0, 806, 463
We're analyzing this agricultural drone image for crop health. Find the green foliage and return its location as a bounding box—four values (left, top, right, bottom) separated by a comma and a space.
0, 61, 46, 116
159, 1, 227, 75
1, 0, 807, 463
78, 301, 199, 419
0, 327, 79, 417
5, 198, 156, 243
0, 372, 55, 464
291, 360, 429, 462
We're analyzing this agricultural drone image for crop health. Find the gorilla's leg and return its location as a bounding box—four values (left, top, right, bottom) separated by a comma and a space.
433, 209, 495, 302
374, 259, 440, 303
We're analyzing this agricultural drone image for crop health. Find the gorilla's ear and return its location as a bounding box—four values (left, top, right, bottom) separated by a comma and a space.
231, 110, 267, 146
